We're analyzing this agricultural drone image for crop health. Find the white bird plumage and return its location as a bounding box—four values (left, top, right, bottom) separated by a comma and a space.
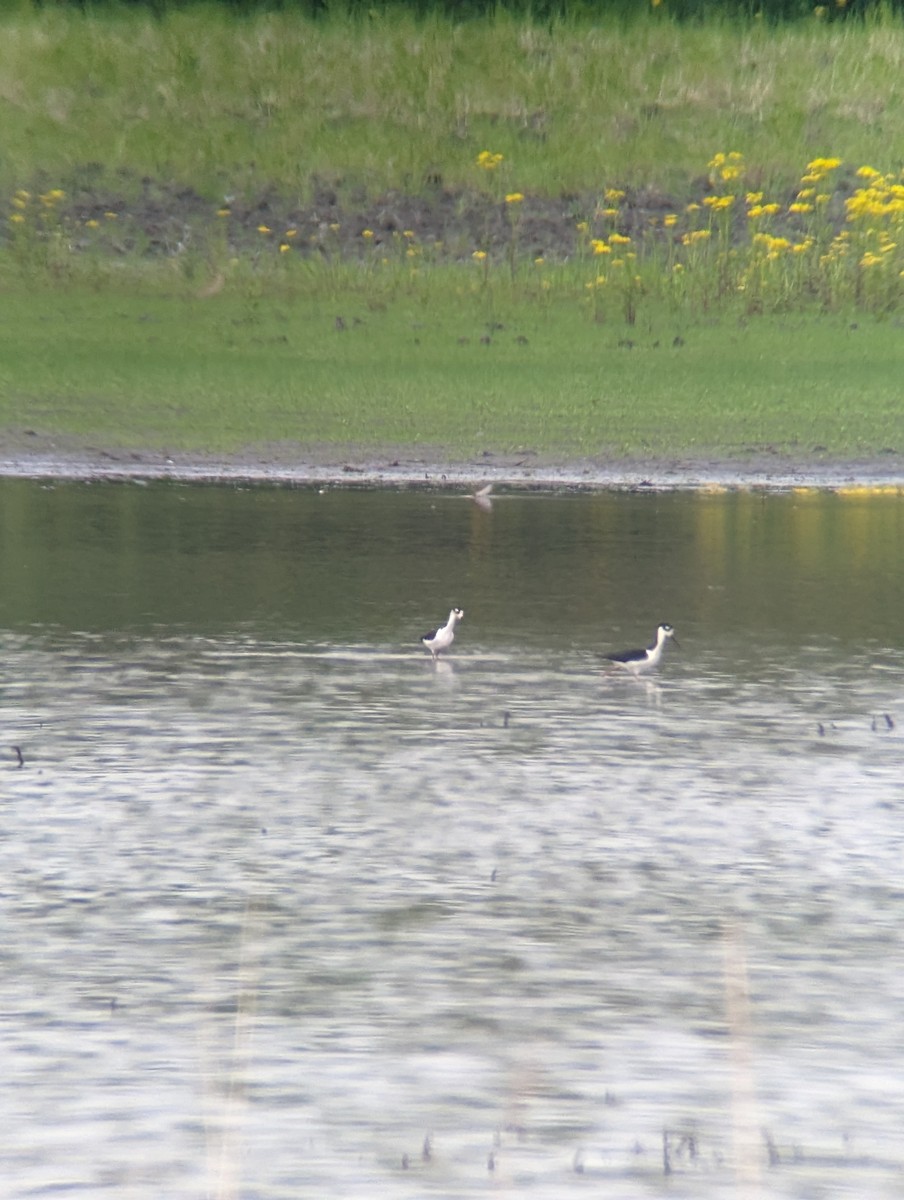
421, 607, 464, 659
604, 623, 677, 675
471, 484, 494, 512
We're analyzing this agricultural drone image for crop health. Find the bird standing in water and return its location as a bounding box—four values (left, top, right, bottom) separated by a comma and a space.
604, 623, 678, 675
421, 608, 464, 659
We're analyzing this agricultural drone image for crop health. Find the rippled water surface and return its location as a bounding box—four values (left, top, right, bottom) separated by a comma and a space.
2, 479, 904, 1198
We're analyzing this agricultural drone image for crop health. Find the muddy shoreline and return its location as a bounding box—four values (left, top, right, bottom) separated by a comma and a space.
2, 431, 903, 491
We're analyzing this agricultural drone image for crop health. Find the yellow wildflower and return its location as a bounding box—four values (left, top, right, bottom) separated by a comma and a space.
476, 150, 504, 171
754, 234, 791, 258
590, 239, 611, 255
703, 195, 735, 210
807, 157, 842, 173
472, 250, 487, 261
505, 192, 524, 204
708, 151, 743, 182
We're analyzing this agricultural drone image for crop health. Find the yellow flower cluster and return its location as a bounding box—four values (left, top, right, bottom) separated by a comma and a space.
708, 151, 744, 184
9, 187, 67, 226
747, 202, 782, 220
804, 157, 842, 182
476, 150, 504, 171
752, 232, 814, 260
845, 171, 904, 222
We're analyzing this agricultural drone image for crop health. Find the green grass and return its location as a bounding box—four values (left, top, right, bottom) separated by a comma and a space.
1, 278, 901, 460
1, 7, 904, 200
2, 7, 904, 466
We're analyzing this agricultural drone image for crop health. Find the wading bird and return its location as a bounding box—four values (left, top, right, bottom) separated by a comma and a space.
421, 607, 464, 659
604, 623, 678, 675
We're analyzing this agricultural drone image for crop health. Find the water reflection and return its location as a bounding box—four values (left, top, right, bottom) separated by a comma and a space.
1, 480, 903, 1198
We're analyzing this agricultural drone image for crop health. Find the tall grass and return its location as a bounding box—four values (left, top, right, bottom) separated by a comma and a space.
1, 6, 904, 199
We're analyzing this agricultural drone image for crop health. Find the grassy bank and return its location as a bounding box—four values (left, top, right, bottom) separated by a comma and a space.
2, 7, 904, 199
2, 7, 904, 466
1, 279, 901, 462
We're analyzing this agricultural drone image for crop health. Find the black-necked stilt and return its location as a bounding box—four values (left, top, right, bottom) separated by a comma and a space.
604, 623, 678, 674
421, 607, 464, 659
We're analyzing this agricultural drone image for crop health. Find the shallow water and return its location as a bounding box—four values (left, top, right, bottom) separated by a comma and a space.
1, 480, 904, 1198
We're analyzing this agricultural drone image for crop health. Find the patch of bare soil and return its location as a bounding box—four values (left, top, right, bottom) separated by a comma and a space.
48, 168, 852, 262
54, 170, 682, 260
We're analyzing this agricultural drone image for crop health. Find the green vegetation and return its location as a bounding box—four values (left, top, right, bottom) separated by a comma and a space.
2, 7, 904, 197
1, 6, 903, 463
1, 279, 901, 459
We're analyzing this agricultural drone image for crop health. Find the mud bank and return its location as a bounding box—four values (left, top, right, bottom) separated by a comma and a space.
2, 432, 904, 492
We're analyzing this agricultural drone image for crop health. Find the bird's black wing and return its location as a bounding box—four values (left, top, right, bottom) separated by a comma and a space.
605, 647, 645, 664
